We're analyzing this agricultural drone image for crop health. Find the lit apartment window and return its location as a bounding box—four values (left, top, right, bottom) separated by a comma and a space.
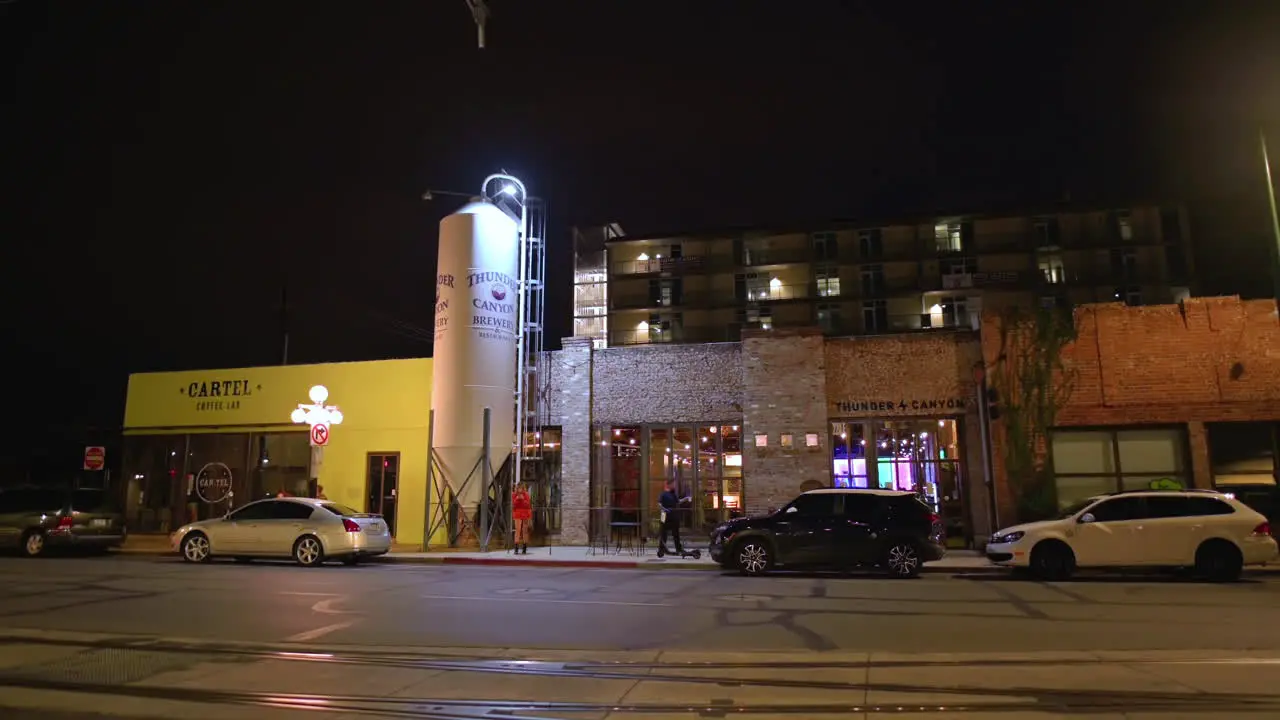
816, 265, 840, 297
1116, 210, 1133, 241
858, 229, 883, 258
1038, 251, 1065, 284
935, 222, 963, 253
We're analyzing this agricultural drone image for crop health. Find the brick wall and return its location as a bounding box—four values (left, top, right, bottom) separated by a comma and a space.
982, 297, 1280, 522
591, 343, 744, 425
542, 340, 744, 542
825, 332, 991, 537
741, 328, 830, 514
543, 338, 593, 543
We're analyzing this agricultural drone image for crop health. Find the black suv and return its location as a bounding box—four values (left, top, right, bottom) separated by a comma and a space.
708, 489, 946, 577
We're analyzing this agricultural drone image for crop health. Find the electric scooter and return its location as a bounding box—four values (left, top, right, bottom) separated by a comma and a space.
656, 545, 702, 560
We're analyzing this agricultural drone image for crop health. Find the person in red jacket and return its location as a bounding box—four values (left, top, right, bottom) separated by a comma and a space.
512, 482, 533, 554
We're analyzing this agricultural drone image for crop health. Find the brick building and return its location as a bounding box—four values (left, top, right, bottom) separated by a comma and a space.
539, 296, 1278, 549
983, 297, 1280, 526
543, 328, 989, 547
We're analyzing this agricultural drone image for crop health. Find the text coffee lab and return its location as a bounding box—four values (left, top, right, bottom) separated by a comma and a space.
182, 379, 259, 412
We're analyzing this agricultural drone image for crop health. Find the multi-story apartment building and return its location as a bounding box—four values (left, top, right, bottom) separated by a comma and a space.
573, 204, 1196, 346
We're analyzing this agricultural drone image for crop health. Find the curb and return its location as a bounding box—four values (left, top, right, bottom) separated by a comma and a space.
107, 548, 1280, 577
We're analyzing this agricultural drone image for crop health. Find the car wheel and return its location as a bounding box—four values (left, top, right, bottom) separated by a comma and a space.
293, 536, 325, 567
20, 529, 46, 558
181, 533, 211, 563
735, 539, 772, 576
884, 542, 921, 578
1029, 540, 1075, 581
1195, 540, 1243, 582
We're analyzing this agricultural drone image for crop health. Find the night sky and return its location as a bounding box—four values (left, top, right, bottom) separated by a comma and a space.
2, 1, 1279, 478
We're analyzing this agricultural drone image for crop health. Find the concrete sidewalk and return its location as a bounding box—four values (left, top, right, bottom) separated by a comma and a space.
113, 534, 1010, 573
116, 534, 1280, 574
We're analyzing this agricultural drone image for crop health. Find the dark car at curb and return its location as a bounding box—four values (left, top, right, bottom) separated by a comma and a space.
0, 486, 127, 557
708, 489, 946, 577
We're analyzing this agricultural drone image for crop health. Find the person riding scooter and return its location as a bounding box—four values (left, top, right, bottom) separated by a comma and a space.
656, 479, 692, 557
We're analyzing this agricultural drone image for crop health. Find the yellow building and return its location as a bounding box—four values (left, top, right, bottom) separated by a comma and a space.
121, 358, 432, 546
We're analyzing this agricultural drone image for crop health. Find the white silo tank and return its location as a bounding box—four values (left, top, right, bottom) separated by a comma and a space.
431, 199, 520, 541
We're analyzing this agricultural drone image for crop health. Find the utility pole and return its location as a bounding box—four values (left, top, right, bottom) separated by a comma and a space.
1260, 129, 1280, 315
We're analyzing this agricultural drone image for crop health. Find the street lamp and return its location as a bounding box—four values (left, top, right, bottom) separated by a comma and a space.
290, 385, 344, 497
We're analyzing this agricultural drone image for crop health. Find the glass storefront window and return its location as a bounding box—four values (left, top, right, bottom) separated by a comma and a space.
611, 426, 642, 523
122, 435, 187, 533
186, 433, 250, 523
589, 422, 743, 539
721, 425, 743, 517
831, 422, 868, 488
1209, 422, 1277, 487
253, 433, 311, 500
830, 417, 967, 546
1050, 427, 1190, 508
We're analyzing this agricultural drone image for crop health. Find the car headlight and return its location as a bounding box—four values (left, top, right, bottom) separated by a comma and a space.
992, 531, 1025, 544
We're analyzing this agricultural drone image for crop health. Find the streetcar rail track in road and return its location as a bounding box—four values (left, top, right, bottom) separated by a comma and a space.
1, 634, 1280, 715
4, 631, 1280, 672
0, 674, 1278, 717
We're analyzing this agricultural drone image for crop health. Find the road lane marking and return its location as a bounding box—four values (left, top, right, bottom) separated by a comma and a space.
420, 594, 674, 608
285, 621, 355, 642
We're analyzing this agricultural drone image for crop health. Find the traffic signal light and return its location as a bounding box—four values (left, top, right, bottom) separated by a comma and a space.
985, 387, 1000, 421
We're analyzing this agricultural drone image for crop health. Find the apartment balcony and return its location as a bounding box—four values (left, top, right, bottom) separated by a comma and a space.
610, 255, 735, 277
610, 324, 743, 346
825, 312, 980, 337
611, 283, 813, 311
740, 246, 813, 267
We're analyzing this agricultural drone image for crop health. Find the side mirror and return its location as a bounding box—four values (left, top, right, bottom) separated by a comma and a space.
1078, 513, 1096, 524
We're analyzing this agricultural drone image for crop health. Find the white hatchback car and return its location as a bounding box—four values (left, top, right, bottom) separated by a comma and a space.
986, 490, 1277, 581
171, 497, 392, 567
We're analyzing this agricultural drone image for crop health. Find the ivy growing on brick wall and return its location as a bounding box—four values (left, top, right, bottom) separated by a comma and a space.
989, 305, 1078, 521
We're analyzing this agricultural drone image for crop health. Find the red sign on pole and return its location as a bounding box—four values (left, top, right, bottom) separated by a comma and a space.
310, 423, 330, 447
83, 446, 106, 471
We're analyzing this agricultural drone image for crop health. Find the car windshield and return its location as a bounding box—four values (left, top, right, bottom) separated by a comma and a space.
1057, 497, 1101, 519
319, 502, 362, 517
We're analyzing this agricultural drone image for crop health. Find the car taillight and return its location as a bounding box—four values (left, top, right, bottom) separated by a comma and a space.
1253, 521, 1272, 537
929, 513, 941, 526
342, 518, 361, 533
57, 516, 74, 530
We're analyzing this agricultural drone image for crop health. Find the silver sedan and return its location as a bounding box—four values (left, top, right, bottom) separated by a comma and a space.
170, 497, 392, 567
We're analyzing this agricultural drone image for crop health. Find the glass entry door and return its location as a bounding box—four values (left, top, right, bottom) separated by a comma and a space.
365, 453, 399, 537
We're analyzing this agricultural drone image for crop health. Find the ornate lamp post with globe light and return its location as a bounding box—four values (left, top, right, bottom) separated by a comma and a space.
290, 385, 343, 497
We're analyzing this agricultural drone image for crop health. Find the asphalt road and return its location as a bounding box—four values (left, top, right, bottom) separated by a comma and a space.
3, 554, 1280, 654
